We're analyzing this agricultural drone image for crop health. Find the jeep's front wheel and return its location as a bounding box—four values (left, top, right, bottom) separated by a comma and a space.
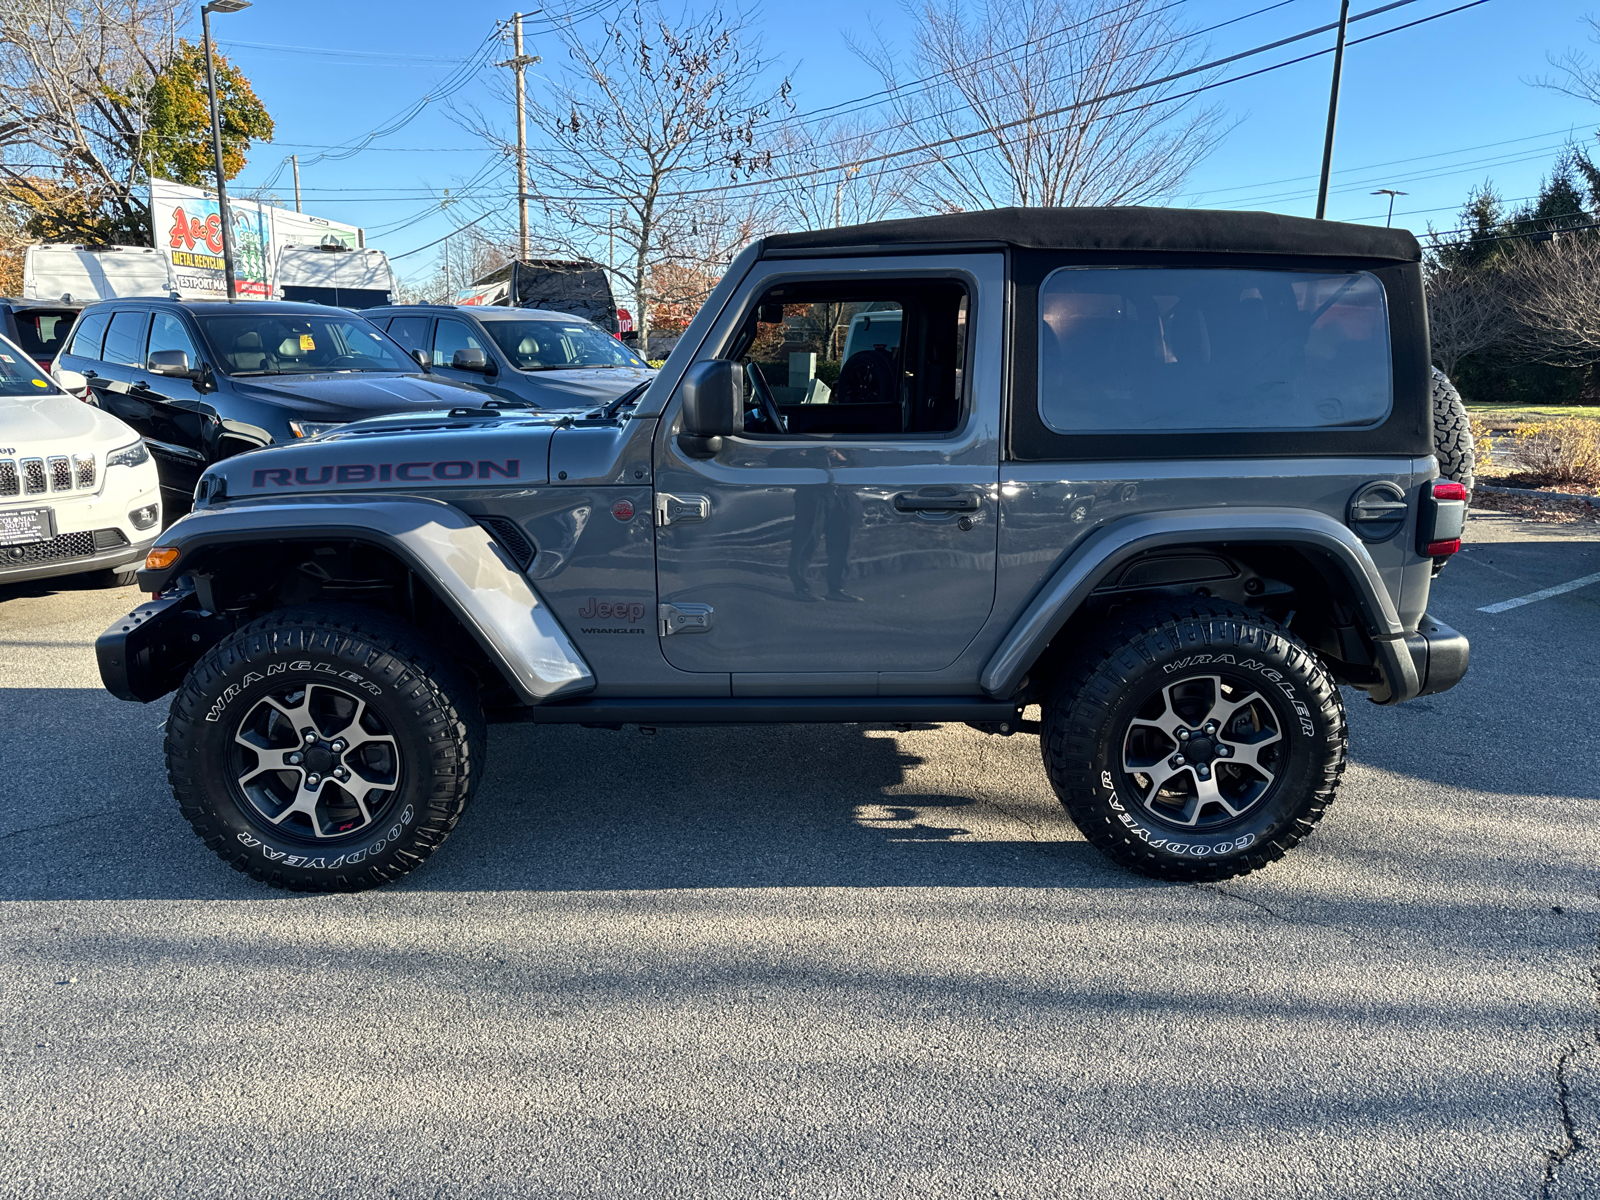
1043, 599, 1346, 881
165, 606, 486, 892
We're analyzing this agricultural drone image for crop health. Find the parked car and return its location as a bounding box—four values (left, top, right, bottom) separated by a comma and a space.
98, 206, 1470, 894
364, 304, 655, 409
53, 298, 491, 520
0, 330, 160, 588
0, 299, 83, 373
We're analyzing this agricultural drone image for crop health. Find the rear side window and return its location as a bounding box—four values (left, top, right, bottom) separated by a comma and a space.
101, 310, 150, 367
68, 310, 112, 360
385, 316, 430, 354
1037, 267, 1392, 434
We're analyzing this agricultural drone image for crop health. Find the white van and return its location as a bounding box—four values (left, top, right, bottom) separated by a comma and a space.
22, 244, 175, 304
0, 332, 161, 587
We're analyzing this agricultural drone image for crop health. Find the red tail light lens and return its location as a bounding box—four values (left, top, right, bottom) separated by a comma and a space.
1432, 481, 1467, 502
1426, 538, 1461, 557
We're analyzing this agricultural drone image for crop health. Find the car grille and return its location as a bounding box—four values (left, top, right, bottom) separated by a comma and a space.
0, 453, 97, 497
0, 527, 128, 568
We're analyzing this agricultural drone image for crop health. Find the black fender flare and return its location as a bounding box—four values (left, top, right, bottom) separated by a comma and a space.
131, 493, 594, 704
980, 507, 1419, 704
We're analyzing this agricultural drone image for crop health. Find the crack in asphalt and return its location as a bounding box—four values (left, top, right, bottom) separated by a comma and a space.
1539, 945, 1599, 1199
0, 808, 120, 845
1198, 882, 1406, 952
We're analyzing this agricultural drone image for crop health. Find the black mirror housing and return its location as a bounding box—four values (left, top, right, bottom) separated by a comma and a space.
451, 347, 494, 373
412, 348, 430, 371
678, 359, 741, 458
147, 349, 194, 378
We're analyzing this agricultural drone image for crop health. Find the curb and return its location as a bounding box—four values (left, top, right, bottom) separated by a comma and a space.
1476, 483, 1600, 508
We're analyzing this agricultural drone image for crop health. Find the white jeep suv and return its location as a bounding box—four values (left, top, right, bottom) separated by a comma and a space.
0, 332, 160, 587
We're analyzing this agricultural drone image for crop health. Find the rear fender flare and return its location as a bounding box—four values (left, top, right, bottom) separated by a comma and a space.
980, 507, 1418, 703
139, 494, 594, 704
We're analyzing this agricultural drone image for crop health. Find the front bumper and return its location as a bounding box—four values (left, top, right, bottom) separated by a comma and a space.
0, 529, 157, 586
97, 584, 227, 702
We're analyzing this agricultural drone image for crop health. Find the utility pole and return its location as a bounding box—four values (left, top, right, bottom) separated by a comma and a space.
200, 0, 251, 298
1314, 0, 1351, 221
291, 155, 302, 213
499, 13, 540, 262
1372, 188, 1406, 227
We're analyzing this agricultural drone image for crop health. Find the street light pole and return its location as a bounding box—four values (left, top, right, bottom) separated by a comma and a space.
1372, 188, 1407, 227
200, 0, 251, 299
1314, 0, 1351, 221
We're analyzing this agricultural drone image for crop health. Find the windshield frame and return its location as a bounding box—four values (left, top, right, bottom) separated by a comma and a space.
194, 310, 419, 378
480, 316, 650, 372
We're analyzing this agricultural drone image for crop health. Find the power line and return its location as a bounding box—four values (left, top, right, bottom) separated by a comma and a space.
387, 211, 497, 261
217, 40, 471, 63
656, 0, 1484, 202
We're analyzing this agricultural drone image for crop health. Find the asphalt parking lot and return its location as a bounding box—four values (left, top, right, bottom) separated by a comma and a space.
1, 508, 1596, 1200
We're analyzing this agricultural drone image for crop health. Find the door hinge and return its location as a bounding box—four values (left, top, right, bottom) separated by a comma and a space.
656, 493, 710, 527
659, 602, 714, 636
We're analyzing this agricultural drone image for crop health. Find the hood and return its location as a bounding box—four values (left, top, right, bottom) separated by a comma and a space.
518, 366, 655, 406
199, 411, 565, 503
0, 388, 141, 454
227, 371, 487, 417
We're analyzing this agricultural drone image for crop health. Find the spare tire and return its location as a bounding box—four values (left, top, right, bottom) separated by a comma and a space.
1430, 367, 1475, 498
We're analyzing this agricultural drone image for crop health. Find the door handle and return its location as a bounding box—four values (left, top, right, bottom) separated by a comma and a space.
893, 491, 981, 513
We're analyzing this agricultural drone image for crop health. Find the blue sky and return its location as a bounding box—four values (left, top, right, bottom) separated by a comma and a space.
206, 0, 1600, 288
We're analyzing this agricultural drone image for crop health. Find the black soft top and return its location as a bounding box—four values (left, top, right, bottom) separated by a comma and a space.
762, 206, 1420, 262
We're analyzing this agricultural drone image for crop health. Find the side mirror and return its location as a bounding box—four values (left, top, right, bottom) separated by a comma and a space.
147, 349, 194, 377
452, 347, 495, 373
411, 348, 430, 371
678, 359, 741, 458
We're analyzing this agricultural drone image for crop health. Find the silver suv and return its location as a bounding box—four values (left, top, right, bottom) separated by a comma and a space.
97, 207, 1469, 892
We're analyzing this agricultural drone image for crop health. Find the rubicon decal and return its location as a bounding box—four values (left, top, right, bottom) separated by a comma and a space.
251, 460, 520, 488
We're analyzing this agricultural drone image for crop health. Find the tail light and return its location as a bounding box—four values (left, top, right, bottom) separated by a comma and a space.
1420, 481, 1467, 558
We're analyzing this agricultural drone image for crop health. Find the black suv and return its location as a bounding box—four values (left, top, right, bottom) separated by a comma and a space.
0, 298, 82, 373
54, 298, 491, 518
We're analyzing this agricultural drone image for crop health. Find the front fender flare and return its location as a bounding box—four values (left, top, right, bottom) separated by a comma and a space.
980, 507, 1418, 704
138, 494, 594, 704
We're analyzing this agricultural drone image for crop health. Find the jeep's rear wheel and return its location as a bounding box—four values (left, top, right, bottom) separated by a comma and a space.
1043, 597, 1346, 881
165, 605, 486, 892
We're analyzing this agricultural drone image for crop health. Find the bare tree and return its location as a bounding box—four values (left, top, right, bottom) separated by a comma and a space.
855, 0, 1229, 212
1502, 234, 1600, 368
456, 1, 789, 355
765, 118, 912, 230
0, 0, 188, 240
1424, 264, 1510, 374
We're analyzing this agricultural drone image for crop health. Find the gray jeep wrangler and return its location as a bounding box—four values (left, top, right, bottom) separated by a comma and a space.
97, 208, 1470, 892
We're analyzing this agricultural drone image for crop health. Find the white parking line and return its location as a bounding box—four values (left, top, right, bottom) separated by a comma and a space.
1478, 569, 1600, 613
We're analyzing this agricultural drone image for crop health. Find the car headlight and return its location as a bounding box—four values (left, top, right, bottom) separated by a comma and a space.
288, 421, 346, 439
106, 440, 150, 469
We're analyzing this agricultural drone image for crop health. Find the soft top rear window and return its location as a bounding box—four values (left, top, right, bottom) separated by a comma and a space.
1037, 267, 1392, 435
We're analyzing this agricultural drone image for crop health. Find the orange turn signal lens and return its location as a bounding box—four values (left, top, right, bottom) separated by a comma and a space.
145, 547, 180, 571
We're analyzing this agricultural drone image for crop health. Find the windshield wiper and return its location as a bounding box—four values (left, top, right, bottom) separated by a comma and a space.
601, 380, 652, 419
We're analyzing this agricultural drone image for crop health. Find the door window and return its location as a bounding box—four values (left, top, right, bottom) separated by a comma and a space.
146, 312, 198, 369
101, 310, 150, 367
67, 310, 112, 360
727, 279, 969, 436
1036, 267, 1393, 433
432, 317, 485, 367
385, 316, 430, 355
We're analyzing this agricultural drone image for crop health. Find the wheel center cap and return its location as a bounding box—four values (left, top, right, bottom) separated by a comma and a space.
1185, 735, 1218, 764
303, 745, 336, 776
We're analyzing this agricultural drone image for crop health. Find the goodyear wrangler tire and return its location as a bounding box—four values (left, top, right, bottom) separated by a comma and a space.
165, 605, 486, 892
1043, 597, 1346, 882
1431, 366, 1475, 497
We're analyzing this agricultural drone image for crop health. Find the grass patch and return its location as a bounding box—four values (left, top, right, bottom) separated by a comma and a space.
1465, 403, 1600, 426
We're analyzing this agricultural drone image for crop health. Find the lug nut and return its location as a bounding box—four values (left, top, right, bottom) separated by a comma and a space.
331, 740, 346, 753
287, 752, 302, 765
1197, 767, 1210, 779
303, 730, 317, 744
335, 768, 349, 781
1217, 745, 1231, 757
1171, 755, 1186, 767
306, 773, 321, 786
1177, 730, 1190, 741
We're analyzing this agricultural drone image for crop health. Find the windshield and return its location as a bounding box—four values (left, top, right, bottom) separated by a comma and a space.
482, 318, 648, 371
197, 312, 415, 376
0, 336, 60, 396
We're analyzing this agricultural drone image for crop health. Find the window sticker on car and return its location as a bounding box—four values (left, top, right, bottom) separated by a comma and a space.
0, 354, 13, 363
300, 334, 315, 351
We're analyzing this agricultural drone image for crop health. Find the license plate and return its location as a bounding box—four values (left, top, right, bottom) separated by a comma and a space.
0, 507, 53, 545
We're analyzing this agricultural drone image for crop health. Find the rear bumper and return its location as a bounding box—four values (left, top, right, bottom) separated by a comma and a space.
1404, 613, 1470, 698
